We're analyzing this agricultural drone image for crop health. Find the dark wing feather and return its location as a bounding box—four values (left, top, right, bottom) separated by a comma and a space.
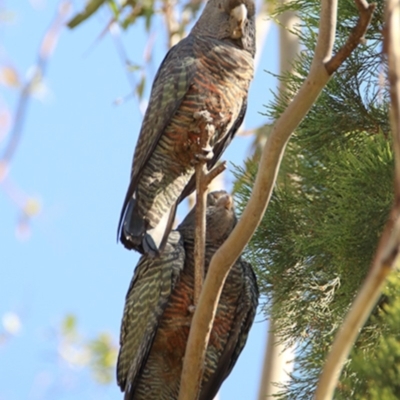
117, 35, 199, 238
116, 232, 186, 396
177, 98, 248, 202
199, 260, 258, 400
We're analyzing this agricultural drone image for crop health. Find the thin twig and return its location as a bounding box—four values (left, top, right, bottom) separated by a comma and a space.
193, 157, 226, 307
109, 23, 138, 97
325, 0, 375, 75
204, 162, 226, 186
177, 0, 374, 398
0, 2, 71, 165
0, 0, 70, 231
315, 0, 400, 398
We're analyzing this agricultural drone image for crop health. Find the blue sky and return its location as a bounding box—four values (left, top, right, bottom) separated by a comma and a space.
0, 1, 279, 399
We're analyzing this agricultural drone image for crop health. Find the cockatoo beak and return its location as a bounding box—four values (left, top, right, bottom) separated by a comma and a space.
230, 4, 248, 39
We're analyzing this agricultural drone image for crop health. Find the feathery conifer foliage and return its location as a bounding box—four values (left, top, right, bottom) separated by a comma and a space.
234, 0, 399, 398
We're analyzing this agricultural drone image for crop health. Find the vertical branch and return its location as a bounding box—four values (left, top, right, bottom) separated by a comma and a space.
315, 0, 400, 398
191, 112, 226, 307
387, 0, 400, 182
179, 110, 224, 399
258, 319, 294, 400
278, 1, 300, 94
194, 167, 207, 305
163, 0, 183, 48
193, 121, 214, 305
193, 126, 226, 307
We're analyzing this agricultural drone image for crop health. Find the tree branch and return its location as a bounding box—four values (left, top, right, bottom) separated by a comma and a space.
0, 1, 71, 167
192, 111, 225, 307
387, 0, 400, 186
0, 2, 71, 235
163, 0, 182, 48
193, 162, 226, 307
177, 0, 374, 398
193, 161, 207, 307
325, 0, 375, 75
193, 160, 226, 307
193, 120, 214, 306
177, 112, 225, 398
315, 1, 400, 398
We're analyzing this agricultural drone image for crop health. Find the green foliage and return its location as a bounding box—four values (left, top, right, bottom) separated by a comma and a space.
68, 0, 202, 32
233, 0, 397, 398
62, 313, 77, 333
344, 272, 400, 400
59, 315, 117, 385
68, 0, 161, 31
68, 0, 107, 29
88, 333, 118, 384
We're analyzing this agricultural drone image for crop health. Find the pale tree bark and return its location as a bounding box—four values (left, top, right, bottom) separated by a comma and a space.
178, 1, 375, 399
257, 319, 294, 400
163, 0, 181, 47
278, 2, 300, 94
258, 3, 299, 398
315, 0, 400, 398
192, 113, 226, 305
